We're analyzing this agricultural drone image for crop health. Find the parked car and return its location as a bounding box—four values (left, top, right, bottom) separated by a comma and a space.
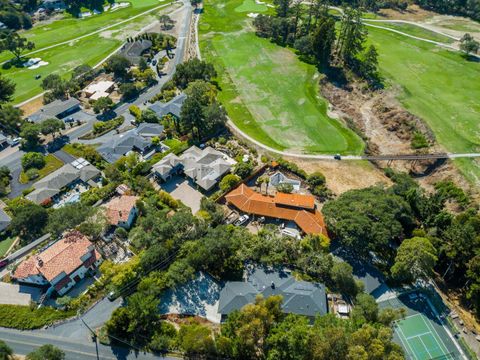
10, 137, 22, 146
234, 214, 249, 226
64, 117, 75, 123
0, 259, 9, 270
280, 228, 301, 240
152, 59, 157, 66
35, 74, 42, 80
334, 154, 342, 160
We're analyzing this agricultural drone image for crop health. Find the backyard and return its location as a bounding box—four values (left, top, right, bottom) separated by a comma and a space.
368, 26, 480, 183
199, 0, 364, 155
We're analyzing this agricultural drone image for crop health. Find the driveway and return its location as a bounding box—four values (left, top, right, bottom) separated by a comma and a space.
162, 177, 203, 214
53, 149, 77, 163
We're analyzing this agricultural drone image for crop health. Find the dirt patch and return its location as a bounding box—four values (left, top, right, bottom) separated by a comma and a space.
19, 96, 44, 116
375, 4, 437, 21
284, 157, 391, 195
320, 80, 441, 170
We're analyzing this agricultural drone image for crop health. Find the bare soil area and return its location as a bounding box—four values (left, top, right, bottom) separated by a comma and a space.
284, 157, 391, 195
19, 96, 44, 116
374, 4, 438, 21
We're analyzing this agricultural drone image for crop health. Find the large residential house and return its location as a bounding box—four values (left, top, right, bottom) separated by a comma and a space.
83, 80, 115, 101
28, 98, 81, 123
225, 184, 327, 236
103, 195, 139, 229
26, 159, 101, 205
119, 39, 152, 65
152, 146, 236, 192
12, 231, 102, 296
97, 130, 154, 163
149, 93, 186, 119
218, 266, 328, 321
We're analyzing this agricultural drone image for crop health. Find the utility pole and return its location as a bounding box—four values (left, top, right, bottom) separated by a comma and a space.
81, 318, 100, 360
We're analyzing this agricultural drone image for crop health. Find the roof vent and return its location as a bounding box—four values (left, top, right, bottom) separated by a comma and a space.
36, 256, 43, 267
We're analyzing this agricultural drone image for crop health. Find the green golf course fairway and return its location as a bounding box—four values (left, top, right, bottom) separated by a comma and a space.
369, 27, 480, 183
10, 0, 165, 53
200, 0, 364, 154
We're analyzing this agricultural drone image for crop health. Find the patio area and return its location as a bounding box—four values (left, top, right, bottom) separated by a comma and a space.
161, 176, 203, 214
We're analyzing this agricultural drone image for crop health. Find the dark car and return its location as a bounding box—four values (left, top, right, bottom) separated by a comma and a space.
334, 154, 342, 160
0, 259, 9, 269
35, 74, 42, 80
152, 59, 157, 66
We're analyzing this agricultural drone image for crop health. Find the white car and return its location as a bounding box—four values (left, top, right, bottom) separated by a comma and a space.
10, 137, 22, 146
234, 214, 249, 226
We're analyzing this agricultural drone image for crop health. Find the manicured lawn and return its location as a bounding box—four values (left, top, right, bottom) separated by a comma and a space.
3, 35, 121, 103
368, 27, 480, 183
365, 21, 455, 43
19, 154, 64, 184
2, 1, 176, 103
200, 0, 364, 154
0, 236, 15, 258
0, 0, 165, 60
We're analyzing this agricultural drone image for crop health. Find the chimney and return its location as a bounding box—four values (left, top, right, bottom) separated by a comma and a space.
36, 256, 43, 267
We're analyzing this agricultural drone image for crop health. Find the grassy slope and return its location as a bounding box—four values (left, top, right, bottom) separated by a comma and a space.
200, 0, 364, 154
365, 21, 455, 43
0, 237, 15, 257
369, 27, 480, 183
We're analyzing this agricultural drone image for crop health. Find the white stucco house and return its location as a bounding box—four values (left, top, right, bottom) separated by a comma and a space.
12, 231, 102, 296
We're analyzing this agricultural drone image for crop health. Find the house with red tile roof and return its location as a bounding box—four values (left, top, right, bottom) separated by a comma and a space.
225, 184, 327, 236
103, 195, 139, 229
12, 231, 102, 296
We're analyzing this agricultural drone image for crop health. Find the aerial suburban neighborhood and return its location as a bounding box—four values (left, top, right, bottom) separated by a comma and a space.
0, 0, 479, 359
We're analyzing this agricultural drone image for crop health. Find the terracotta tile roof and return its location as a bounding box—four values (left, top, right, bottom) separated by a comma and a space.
103, 195, 139, 225
275, 192, 315, 209
13, 231, 98, 282
225, 184, 327, 236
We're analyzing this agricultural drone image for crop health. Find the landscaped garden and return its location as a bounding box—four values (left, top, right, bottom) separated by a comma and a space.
199, 0, 365, 155
368, 26, 480, 183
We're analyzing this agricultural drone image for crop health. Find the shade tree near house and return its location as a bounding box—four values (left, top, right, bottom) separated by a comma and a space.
0, 104, 24, 135
7, 198, 48, 242
0, 74, 15, 104
21, 152, 45, 171
173, 58, 217, 89
40, 118, 65, 138
391, 236, 438, 283
104, 55, 132, 79
93, 96, 114, 114
0, 340, 13, 360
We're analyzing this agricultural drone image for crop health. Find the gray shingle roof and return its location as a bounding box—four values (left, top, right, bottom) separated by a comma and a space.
218, 267, 328, 318
135, 123, 164, 138
26, 162, 100, 204
97, 131, 152, 163
0, 208, 11, 232
179, 146, 235, 191
28, 98, 80, 123
149, 93, 187, 119
152, 153, 182, 178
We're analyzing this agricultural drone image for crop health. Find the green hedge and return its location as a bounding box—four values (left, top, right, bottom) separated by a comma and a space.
0, 305, 75, 329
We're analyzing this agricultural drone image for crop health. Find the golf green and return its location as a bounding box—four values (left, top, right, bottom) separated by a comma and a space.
369, 26, 480, 183
200, 0, 364, 154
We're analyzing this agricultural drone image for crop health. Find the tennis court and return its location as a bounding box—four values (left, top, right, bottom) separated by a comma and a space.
379, 292, 463, 360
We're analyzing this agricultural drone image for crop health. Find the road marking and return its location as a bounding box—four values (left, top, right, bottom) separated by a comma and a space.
3, 338, 116, 359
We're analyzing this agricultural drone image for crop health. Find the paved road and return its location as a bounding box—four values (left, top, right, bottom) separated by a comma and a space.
0, 328, 179, 360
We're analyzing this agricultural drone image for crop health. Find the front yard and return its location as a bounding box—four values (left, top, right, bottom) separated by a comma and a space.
19, 154, 64, 184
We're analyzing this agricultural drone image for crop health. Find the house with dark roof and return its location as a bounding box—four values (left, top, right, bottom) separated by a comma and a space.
225, 184, 327, 236
12, 231, 102, 296
0, 133, 8, 149
152, 146, 236, 191
218, 266, 328, 321
135, 123, 164, 138
26, 158, 101, 205
28, 98, 81, 123
119, 39, 152, 65
0, 208, 11, 233
97, 130, 154, 163
149, 93, 186, 119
